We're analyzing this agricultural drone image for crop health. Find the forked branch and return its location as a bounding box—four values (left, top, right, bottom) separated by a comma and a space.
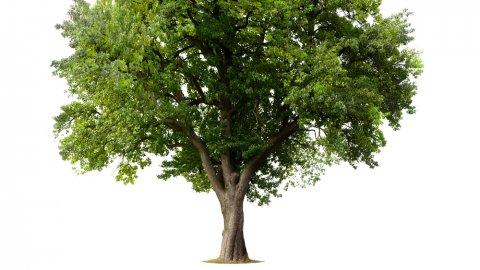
237, 119, 299, 196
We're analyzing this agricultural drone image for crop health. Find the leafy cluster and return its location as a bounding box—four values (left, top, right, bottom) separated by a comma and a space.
53, 0, 422, 205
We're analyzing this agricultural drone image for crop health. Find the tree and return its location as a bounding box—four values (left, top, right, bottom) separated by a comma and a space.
52, 0, 422, 263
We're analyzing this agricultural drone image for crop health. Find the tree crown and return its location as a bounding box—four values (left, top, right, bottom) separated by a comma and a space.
53, 0, 422, 205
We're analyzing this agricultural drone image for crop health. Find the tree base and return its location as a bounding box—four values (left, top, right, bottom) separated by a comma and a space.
203, 258, 263, 264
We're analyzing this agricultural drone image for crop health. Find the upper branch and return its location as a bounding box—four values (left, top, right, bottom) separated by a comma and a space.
186, 73, 205, 99
234, 11, 253, 32
185, 35, 214, 56
174, 45, 195, 59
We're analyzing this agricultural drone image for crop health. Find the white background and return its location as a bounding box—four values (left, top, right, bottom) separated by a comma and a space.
1, 0, 479, 269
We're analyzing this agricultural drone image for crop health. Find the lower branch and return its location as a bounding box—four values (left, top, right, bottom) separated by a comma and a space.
160, 119, 225, 198
237, 120, 299, 196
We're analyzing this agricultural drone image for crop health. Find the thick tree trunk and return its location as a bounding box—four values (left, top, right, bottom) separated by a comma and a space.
218, 195, 249, 262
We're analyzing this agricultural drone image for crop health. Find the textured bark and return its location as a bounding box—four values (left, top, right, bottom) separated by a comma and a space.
212, 120, 298, 262
218, 194, 249, 262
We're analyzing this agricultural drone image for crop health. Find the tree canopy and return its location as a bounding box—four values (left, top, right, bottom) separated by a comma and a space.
53, 0, 422, 206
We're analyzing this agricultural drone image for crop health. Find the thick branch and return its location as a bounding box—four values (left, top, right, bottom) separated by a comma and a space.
220, 108, 235, 189
190, 133, 224, 191
150, 46, 168, 71
173, 45, 195, 59
166, 142, 191, 149
160, 119, 225, 196
185, 35, 214, 56
187, 73, 205, 100
237, 119, 299, 196
182, 72, 223, 107
160, 119, 184, 132
221, 154, 235, 182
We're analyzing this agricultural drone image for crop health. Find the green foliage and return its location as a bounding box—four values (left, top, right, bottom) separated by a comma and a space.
53, 0, 422, 203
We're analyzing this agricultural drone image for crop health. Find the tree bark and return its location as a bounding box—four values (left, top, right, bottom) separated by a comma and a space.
218, 193, 249, 262
162, 112, 298, 263
212, 120, 298, 262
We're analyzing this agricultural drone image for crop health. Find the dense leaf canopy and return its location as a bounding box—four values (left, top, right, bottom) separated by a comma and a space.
53, 0, 422, 205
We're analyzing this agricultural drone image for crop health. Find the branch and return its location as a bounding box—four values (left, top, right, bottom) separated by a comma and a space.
151, 46, 167, 71
188, 129, 226, 196
188, 97, 210, 106
185, 35, 214, 56
234, 11, 253, 32
160, 119, 185, 132
185, 73, 206, 100
183, 72, 223, 107
228, 96, 247, 115
237, 119, 299, 196
212, 1, 220, 17
166, 142, 191, 149
221, 153, 237, 190
160, 119, 225, 197
219, 108, 236, 189
173, 45, 195, 59
151, 46, 164, 61
233, 44, 268, 57
186, 7, 198, 25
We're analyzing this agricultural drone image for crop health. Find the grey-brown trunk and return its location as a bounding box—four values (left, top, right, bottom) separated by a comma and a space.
218, 197, 249, 262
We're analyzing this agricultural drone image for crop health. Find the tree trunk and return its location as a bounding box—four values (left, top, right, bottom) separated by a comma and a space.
218, 195, 249, 262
